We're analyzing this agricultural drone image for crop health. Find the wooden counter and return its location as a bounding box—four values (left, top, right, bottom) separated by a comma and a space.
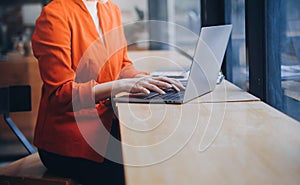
117, 101, 300, 185
116, 50, 300, 185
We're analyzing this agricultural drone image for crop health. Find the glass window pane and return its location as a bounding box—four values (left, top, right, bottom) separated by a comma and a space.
113, 0, 149, 50
115, 0, 201, 53
173, 0, 201, 56
226, 0, 248, 91
280, 0, 300, 121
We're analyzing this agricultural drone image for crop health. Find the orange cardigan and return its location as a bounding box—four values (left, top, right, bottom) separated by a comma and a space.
32, 0, 145, 163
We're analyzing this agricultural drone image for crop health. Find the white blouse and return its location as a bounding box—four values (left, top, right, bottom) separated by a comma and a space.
82, 0, 107, 38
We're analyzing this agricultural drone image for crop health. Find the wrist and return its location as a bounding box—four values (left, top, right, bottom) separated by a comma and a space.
112, 79, 129, 95
111, 80, 121, 96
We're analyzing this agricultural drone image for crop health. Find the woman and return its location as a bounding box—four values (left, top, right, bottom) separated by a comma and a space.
32, 0, 184, 184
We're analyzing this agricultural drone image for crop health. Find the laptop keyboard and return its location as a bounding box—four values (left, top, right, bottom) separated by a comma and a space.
143, 88, 185, 101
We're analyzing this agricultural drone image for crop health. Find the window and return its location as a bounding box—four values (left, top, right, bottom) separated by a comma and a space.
113, 0, 149, 50
225, 0, 247, 90
280, 0, 300, 121
173, 0, 201, 55
116, 0, 201, 53
245, 0, 300, 122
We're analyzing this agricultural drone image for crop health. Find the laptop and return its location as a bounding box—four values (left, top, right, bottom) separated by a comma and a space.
114, 24, 232, 104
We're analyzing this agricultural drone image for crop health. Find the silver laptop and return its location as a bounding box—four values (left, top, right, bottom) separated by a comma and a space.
113, 25, 232, 104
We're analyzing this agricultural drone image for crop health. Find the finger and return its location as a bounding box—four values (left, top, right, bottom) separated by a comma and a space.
171, 79, 186, 90
153, 76, 179, 85
140, 87, 151, 94
141, 82, 166, 94
147, 78, 172, 89
171, 84, 180, 92
132, 84, 151, 94
153, 77, 185, 90
130, 79, 151, 94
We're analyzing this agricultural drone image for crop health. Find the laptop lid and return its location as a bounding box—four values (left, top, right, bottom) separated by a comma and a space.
183, 24, 232, 103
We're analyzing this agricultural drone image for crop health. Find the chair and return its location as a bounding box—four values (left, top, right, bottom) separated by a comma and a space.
0, 85, 35, 154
